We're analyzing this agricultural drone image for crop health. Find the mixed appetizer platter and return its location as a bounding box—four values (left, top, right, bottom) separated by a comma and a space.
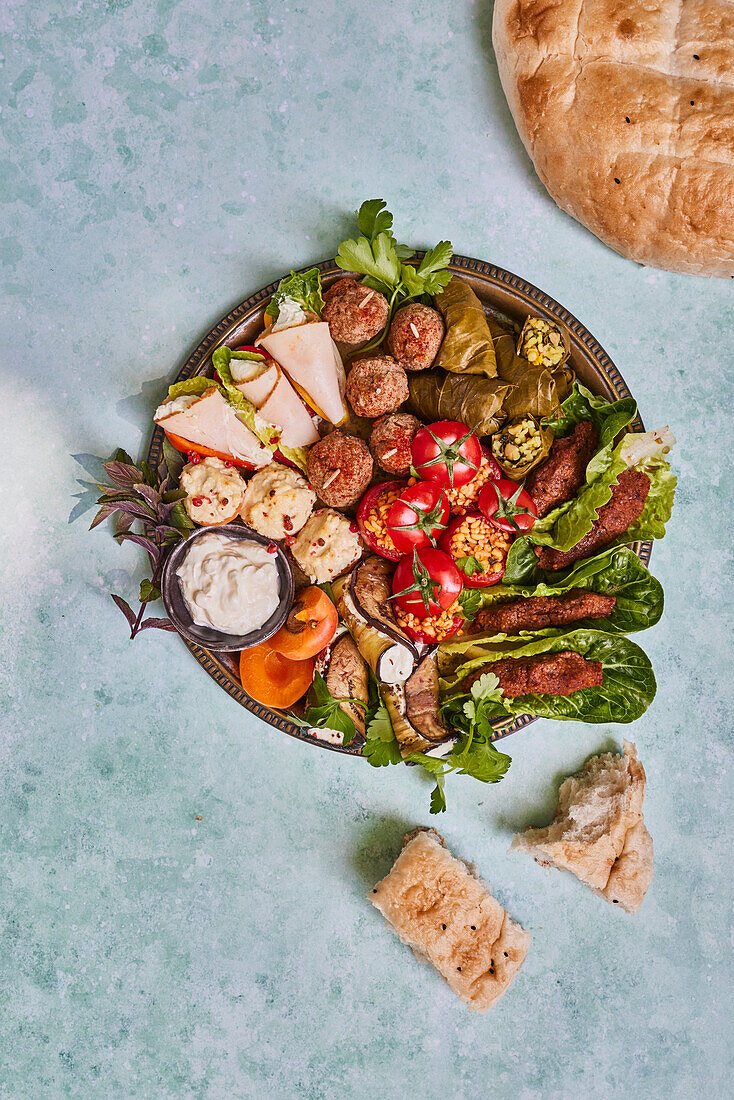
94, 201, 676, 812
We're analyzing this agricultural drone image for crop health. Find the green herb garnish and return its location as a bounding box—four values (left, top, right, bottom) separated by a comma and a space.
335, 200, 453, 357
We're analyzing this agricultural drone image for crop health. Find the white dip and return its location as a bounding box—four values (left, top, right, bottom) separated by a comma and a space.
177, 532, 280, 635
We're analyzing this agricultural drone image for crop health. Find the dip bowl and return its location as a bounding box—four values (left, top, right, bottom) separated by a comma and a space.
161, 523, 294, 653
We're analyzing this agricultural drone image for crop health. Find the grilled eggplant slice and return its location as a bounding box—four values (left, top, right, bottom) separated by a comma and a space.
333, 565, 417, 686
381, 683, 435, 757
404, 652, 451, 744
325, 634, 369, 736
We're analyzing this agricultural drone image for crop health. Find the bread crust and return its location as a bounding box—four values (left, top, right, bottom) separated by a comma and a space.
512, 741, 653, 913
492, 0, 734, 276
371, 829, 531, 1011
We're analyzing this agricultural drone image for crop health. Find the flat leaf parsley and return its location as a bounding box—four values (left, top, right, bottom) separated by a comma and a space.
335, 200, 453, 356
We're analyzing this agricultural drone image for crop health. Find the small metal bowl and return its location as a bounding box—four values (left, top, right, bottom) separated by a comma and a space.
161, 523, 294, 652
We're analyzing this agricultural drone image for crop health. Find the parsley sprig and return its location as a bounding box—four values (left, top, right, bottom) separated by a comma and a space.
455, 555, 486, 578
409, 673, 512, 813
363, 701, 403, 767
335, 199, 453, 356
293, 672, 366, 746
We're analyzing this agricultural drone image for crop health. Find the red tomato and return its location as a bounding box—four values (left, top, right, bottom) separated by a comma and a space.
391, 548, 463, 620
438, 514, 510, 588
482, 446, 503, 482
356, 481, 407, 562
233, 344, 272, 358
411, 421, 483, 489
478, 479, 538, 534
386, 482, 450, 554
162, 428, 256, 469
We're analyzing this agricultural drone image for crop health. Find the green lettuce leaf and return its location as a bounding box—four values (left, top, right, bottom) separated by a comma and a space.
543, 382, 636, 447
473, 547, 663, 635
504, 430, 676, 583
439, 629, 656, 724
167, 376, 215, 400
211, 347, 309, 473
265, 267, 324, 321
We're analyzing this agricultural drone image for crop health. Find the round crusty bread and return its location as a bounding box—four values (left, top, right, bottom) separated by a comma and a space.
492, 0, 734, 277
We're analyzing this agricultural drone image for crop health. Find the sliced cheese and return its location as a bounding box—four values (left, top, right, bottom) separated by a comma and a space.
256, 321, 347, 426
155, 387, 271, 467
259, 373, 320, 449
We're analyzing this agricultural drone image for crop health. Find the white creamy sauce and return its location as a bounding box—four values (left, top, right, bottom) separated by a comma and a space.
379, 645, 416, 686
423, 737, 460, 759
177, 532, 280, 635
309, 725, 344, 746
271, 297, 308, 332
154, 394, 199, 420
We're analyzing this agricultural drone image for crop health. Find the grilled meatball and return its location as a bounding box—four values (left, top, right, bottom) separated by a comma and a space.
472, 590, 616, 634
535, 469, 650, 571
346, 355, 409, 418
307, 430, 373, 508
386, 303, 445, 371
323, 278, 389, 345
525, 420, 598, 518
370, 412, 421, 474
459, 651, 603, 697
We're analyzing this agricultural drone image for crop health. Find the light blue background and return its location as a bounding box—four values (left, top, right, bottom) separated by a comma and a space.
1, 2, 732, 1097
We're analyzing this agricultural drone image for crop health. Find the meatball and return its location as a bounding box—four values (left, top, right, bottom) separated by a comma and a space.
370, 412, 421, 475
386, 303, 445, 371
346, 355, 409, 418
307, 430, 373, 508
322, 277, 389, 345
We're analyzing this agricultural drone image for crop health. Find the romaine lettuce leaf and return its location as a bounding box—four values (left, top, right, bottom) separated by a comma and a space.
472, 546, 662, 636
439, 629, 656, 724
504, 429, 676, 583
265, 267, 324, 321
212, 347, 309, 473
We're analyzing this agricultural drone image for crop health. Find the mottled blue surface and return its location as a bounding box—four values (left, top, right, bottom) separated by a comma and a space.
1, 1, 732, 1097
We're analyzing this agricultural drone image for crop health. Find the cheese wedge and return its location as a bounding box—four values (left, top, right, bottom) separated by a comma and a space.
155, 387, 271, 467
259, 373, 320, 449
256, 322, 347, 426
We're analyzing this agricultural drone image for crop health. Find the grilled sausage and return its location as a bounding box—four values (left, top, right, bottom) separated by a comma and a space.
535, 469, 650, 572
525, 420, 598, 518
472, 590, 616, 634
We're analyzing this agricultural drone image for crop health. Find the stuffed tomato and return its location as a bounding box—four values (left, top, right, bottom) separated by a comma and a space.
391, 548, 464, 643
439, 512, 513, 588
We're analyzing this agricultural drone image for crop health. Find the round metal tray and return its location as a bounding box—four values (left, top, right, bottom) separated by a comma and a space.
146, 254, 651, 755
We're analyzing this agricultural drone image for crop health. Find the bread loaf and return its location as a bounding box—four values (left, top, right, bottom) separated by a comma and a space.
493, 0, 734, 276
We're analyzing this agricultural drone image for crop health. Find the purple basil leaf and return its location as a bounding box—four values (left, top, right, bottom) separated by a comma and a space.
103, 461, 143, 489
111, 593, 137, 629
138, 616, 178, 632
115, 531, 160, 565
89, 504, 116, 530
133, 483, 162, 508
112, 500, 157, 523
115, 511, 134, 536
